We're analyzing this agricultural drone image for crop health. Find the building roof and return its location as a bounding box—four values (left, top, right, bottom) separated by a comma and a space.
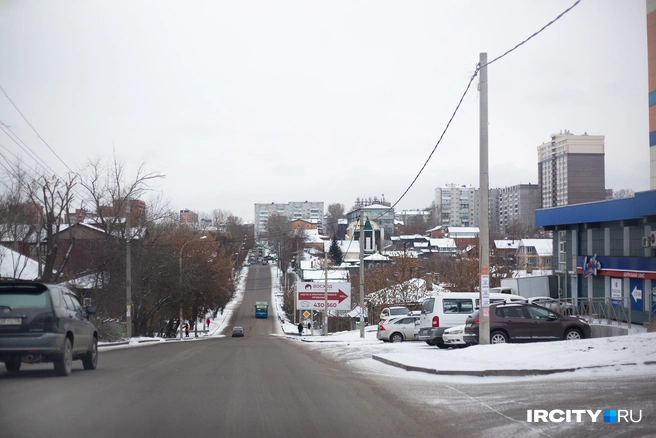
302, 270, 350, 281
323, 239, 360, 255
0, 246, 40, 280
536, 190, 656, 226
448, 227, 480, 235
519, 239, 553, 257
429, 238, 457, 249
494, 240, 520, 250
364, 253, 390, 261
392, 234, 429, 241
304, 229, 327, 243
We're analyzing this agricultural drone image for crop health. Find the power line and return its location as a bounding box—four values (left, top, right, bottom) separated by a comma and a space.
483, 0, 582, 69
0, 85, 76, 174
0, 122, 64, 180
369, 0, 582, 224
0, 122, 90, 207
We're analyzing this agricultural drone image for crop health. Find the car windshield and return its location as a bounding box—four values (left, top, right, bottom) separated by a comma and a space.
390, 307, 410, 315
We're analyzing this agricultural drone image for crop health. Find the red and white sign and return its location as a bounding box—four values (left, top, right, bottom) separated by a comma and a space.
296, 282, 351, 311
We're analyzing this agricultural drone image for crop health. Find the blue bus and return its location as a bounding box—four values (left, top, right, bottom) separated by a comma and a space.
255, 301, 268, 318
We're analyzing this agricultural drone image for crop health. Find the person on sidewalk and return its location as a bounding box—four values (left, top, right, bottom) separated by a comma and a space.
184, 323, 190, 338
206, 317, 211, 329
297, 322, 303, 336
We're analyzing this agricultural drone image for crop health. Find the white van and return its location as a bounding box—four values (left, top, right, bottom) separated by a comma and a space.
417, 292, 526, 348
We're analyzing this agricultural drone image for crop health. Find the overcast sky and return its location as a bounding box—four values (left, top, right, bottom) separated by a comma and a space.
0, 0, 648, 222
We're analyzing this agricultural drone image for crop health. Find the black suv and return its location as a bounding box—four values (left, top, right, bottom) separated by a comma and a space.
0, 281, 99, 376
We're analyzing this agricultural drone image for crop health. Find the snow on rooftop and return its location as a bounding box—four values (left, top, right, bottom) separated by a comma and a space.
494, 239, 520, 249
429, 238, 456, 248
519, 238, 553, 256
0, 246, 40, 280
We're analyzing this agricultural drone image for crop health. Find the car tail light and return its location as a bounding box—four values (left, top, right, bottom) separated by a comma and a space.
431, 316, 439, 327
379, 325, 386, 331
473, 317, 480, 324
30, 312, 57, 331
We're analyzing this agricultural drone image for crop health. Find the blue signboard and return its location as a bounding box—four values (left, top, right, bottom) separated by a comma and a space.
629, 279, 643, 312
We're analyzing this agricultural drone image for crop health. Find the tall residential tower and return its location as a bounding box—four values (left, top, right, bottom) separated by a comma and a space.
537, 131, 606, 208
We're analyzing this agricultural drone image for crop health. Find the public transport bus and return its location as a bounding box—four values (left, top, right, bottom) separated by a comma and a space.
255, 301, 269, 318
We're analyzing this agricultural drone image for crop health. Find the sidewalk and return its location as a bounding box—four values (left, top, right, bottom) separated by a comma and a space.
288, 322, 656, 378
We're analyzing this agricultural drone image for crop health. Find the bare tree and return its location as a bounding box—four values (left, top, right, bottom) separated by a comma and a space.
361, 254, 427, 321
326, 203, 345, 237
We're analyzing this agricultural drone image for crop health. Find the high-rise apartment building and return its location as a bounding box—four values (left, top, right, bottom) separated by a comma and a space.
496, 184, 540, 235
648, 0, 656, 189
537, 131, 606, 208
254, 201, 324, 239
434, 184, 477, 227
436, 183, 539, 235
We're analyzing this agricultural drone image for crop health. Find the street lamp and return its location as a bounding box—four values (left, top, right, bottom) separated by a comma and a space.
179, 235, 207, 339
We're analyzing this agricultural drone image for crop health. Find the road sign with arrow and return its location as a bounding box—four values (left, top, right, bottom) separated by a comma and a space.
296, 281, 352, 311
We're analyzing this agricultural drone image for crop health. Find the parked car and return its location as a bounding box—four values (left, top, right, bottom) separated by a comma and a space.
463, 302, 591, 345
377, 316, 420, 343
417, 292, 527, 348
527, 296, 577, 315
0, 281, 98, 376
232, 326, 245, 337
442, 324, 468, 348
379, 306, 411, 321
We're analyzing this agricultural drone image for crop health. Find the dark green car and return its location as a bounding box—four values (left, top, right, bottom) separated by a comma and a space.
0, 281, 99, 376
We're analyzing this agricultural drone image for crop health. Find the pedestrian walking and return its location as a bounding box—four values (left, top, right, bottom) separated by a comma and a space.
184, 323, 190, 338
297, 322, 303, 336
307, 322, 311, 334
206, 317, 211, 327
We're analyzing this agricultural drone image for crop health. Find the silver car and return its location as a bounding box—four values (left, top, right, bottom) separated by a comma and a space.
376, 316, 420, 343
442, 324, 468, 347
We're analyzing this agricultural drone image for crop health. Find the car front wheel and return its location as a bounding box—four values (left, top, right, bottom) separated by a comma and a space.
54, 338, 73, 376
564, 328, 582, 340
490, 331, 509, 344
82, 337, 98, 370
390, 333, 404, 343
4, 357, 21, 373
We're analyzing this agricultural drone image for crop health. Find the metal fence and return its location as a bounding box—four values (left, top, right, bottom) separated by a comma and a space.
559, 297, 632, 328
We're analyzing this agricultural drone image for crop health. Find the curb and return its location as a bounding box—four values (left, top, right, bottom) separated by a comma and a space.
371, 355, 577, 376
371, 355, 656, 376
99, 336, 214, 349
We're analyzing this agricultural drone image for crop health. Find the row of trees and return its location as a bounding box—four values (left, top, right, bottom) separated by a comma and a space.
0, 157, 250, 338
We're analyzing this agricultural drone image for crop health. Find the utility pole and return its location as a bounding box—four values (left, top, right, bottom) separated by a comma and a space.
126, 198, 132, 339
323, 245, 328, 335
479, 52, 490, 345
359, 210, 365, 338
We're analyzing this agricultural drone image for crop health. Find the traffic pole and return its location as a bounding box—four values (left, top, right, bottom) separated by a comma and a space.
479, 52, 490, 345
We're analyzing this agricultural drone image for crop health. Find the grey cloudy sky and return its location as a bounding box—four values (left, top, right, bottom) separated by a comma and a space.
0, 0, 648, 222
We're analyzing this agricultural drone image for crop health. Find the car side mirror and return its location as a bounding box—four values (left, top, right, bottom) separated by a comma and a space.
86, 305, 97, 315
547, 314, 557, 321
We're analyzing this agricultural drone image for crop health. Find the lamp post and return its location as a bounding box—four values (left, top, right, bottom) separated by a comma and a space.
179, 235, 207, 339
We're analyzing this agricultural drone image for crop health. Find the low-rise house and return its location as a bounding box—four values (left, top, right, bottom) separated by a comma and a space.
515, 238, 553, 271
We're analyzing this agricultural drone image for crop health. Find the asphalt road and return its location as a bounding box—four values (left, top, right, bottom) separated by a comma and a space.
1, 265, 654, 438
